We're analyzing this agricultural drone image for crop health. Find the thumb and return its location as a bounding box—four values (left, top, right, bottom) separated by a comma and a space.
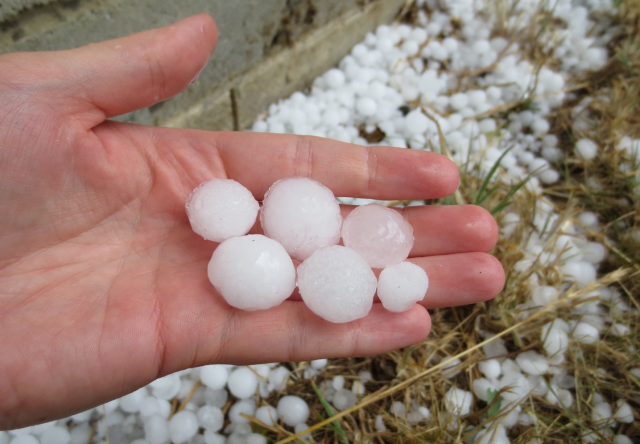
4, 14, 217, 123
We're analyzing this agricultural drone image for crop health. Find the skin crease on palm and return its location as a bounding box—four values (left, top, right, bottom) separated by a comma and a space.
0, 14, 505, 429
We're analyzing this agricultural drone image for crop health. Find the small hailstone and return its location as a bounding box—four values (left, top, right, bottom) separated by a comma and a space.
268, 366, 290, 391
150, 374, 181, 400
614, 436, 633, 444
261, 178, 342, 261
613, 400, 634, 423
229, 400, 255, 424
277, 396, 310, 427
324, 69, 346, 89
515, 351, 549, 375
186, 179, 259, 243
40, 428, 70, 444
611, 323, 630, 336
200, 365, 228, 390
208, 235, 296, 311
29, 423, 55, 437
377, 262, 428, 312
204, 388, 228, 408
169, 411, 198, 444
356, 97, 377, 116
575, 138, 598, 160
297, 246, 377, 323
119, 387, 147, 413
342, 204, 414, 268
197, 405, 224, 431
352, 380, 365, 395
572, 321, 600, 344
293, 424, 311, 440
374, 415, 386, 432
580, 242, 606, 264
478, 359, 502, 380
332, 389, 357, 411
404, 110, 430, 136
390, 401, 406, 416
255, 405, 279, 427
245, 434, 267, 444
227, 367, 259, 399
592, 402, 612, 425
531, 286, 558, 307
310, 359, 328, 369
444, 387, 473, 416
449, 93, 469, 111
144, 415, 170, 444
472, 378, 497, 402
332, 375, 345, 391
68, 425, 91, 444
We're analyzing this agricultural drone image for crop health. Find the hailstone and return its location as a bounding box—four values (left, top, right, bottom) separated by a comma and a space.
377, 262, 428, 312
297, 245, 377, 323
208, 235, 296, 310
186, 179, 259, 242
341, 204, 414, 268
260, 177, 342, 261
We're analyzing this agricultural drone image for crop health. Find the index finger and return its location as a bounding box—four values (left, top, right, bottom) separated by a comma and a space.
210, 132, 460, 200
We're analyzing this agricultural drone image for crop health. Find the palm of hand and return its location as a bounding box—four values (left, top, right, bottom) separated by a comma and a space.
0, 15, 504, 428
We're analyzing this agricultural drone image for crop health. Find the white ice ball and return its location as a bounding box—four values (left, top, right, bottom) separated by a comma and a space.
8, 437, 38, 444
119, 387, 147, 413
261, 178, 342, 261
478, 359, 501, 380
227, 367, 259, 399
342, 204, 414, 268
324, 69, 346, 89
228, 400, 255, 424
356, 97, 377, 117
277, 396, 310, 427
200, 365, 228, 390
255, 406, 279, 427
197, 405, 224, 431
169, 411, 198, 444
444, 387, 473, 416
575, 138, 598, 160
40, 428, 69, 444
208, 235, 296, 311
377, 262, 428, 312
144, 415, 170, 444
515, 351, 549, 375
186, 179, 259, 243
297, 246, 377, 323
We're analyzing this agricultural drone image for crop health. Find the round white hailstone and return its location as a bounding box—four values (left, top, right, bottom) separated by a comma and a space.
252, 121, 268, 132
561, 261, 596, 288
150, 374, 181, 400
30, 423, 56, 437
539, 169, 560, 184
532, 118, 551, 135
592, 402, 612, 425
40, 429, 70, 444
572, 321, 600, 344
229, 400, 255, 424
68, 425, 91, 444
119, 387, 147, 413
277, 396, 310, 427
611, 323, 630, 336
377, 262, 428, 312
245, 434, 267, 444
70, 410, 92, 423
144, 415, 170, 444
169, 411, 198, 444
268, 366, 290, 391
255, 406, 279, 427
332, 375, 345, 391
467, 90, 487, 109
342, 204, 414, 269
200, 365, 228, 390
375, 415, 386, 432
208, 235, 296, 311
261, 178, 342, 261
8, 437, 38, 444
401, 40, 420, 56
404, 110, 430, 136
449, 93, 469, 110
515, 351, 549, 375
482, 336, 508, 360
324, 69, 346, 89
613, 400, 634, 423
227, 367, 259, 399
297, 246, 377, 323
532, 286, 558, 306
472, 39, 491, 54
528, 157, 550, 175
352, 380, 365, 395
472, 378, 497, 402
614, 436, 633, 444
356, 97, 377, 117
444, 387, 473, 416
578, 211, 598, 228
478, 359, 502, 380
197, 405, 224, 431
575, 138, 598, 160
410, 28, 428, 44
186, 179, 259, 243
140, 398, 160, 418
391, 401, 406, 416
332, 389, 357, 411
580, 242, 606, 264
293, 424, 311, 440
479, 119, 497, 133
310, 359, 328, 369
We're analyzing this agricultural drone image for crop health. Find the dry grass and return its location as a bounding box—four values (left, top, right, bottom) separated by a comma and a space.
245, 1, 640, 443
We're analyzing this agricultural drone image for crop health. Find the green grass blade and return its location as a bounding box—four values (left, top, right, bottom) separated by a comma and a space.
486, 388, 503, 419
311, 381, 350, 444
490, 173, 533, 215
474, 145, 514, 204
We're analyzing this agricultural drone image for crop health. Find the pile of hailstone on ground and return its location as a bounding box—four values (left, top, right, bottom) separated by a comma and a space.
4, 0, 639, 443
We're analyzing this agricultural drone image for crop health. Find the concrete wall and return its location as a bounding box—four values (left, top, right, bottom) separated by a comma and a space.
0, 0, 405, 130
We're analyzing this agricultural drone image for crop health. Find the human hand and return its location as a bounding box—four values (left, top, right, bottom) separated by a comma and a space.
0, 14, 504, 429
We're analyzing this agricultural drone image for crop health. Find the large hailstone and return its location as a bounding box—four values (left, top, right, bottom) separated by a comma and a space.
186, 179, 259, 242
260, 177, 342, 261
208, 235, 296, 310
377, 262, 428, 312
297, 245, 377, 323
341, 204, 414, 268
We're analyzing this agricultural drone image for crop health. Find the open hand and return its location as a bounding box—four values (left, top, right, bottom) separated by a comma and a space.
0, 14, 504, 428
